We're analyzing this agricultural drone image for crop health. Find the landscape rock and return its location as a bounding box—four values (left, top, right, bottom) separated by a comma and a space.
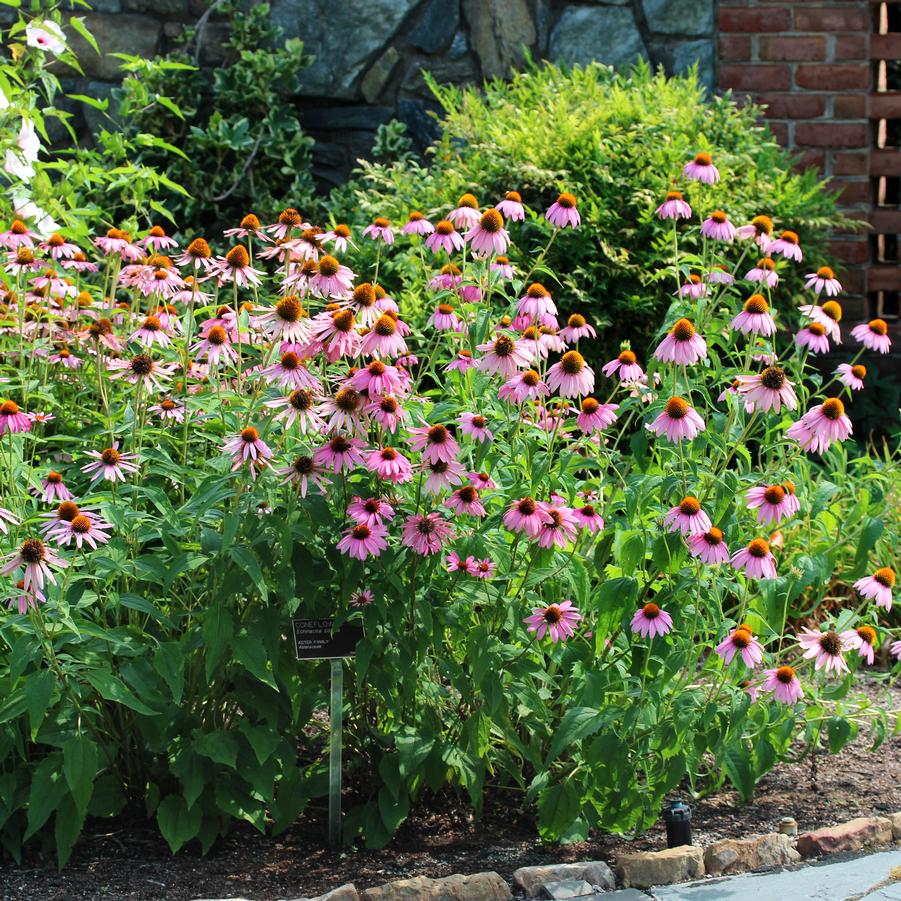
462, 0, 536, 78
616, 846, 704, 888
285, 884, 360, 901
641, 0, 714, 35
513, 862, 616, 898
797, 816, 894, 857
891, 811, 901, 840
408, 0, 460, 54
539, 878, 596, 899
703, 832, 801, 876
671, 39, 716, 90
549, 6, 648, 71
361, 47, 400, 103
359, 871, 511, 901
63, 13, 161, 80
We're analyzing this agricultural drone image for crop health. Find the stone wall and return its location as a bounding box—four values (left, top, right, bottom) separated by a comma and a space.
56, 0, 716, 185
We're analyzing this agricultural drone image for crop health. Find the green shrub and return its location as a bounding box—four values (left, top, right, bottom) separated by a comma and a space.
333, 61, 850, 364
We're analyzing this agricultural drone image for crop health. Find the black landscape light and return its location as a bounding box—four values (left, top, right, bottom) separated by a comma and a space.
663, 800, 693, 847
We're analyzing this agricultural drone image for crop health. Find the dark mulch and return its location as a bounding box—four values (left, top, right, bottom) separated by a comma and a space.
2, 680, 899, 901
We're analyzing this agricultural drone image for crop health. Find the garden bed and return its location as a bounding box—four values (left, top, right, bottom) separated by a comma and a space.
3, 680, 898, 901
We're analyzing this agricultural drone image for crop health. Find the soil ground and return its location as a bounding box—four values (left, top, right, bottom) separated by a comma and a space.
2, 680, 899, 901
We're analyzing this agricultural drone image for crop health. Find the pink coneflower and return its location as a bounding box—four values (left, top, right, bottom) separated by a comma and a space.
762, 665, 803, 704
504, 496, 552, 537
745, 258, 779, 288
5, 246, 43, 275
447, 194, 481, 228
362, 216, 394, 244
176, 237, 216, 271
656, 190, 692, 220
546, 351, 594, 398
800, 299, 842, 344
260, 350, 319, 391
401, 512, 454, 556
545, 193, 581, 229
0, 400, 32, 435
82, 443, 139, 483
223, 426, 273, 478
148, 398, 186, 422
687, 527, 730, 564
892, 641, 901, 661
337, 522, 388, 561
602, 350, 643, 384
465, 209, 509, 256
7, 578, 46, 615
707, 265, 734, 286
140, 224, 178, 253
129, 314, 171, 348
48, 512, 112, 550
731, 538, 777, 580
428, 302, 465, 333
805, 265, 841, 296
731, 294, 776, 337
496, 190, 525, 221
267, 389, 326, 433
108, 353, 175, 393
735, 367, 798, 413
851, 318, 891, 354
631, 603, 673, 639
446, 349, 478, 373
1, 537, 66, 592
798, 627, 850, 674
447, 551, 477, 574
786, 397, 852, 455
425, 220, 465, 255
664, 496, 711, 536
716, 625, 764, 667
192, 325, 238, 367
265, 208, 306, 240
0, 505, 19, 535
276, 455, 329, 496
349, 359, 401, 398
854, 567, 895, 612
409, 423, 460, 464
215, 245, 263, 287
536, 504, 578, 549
736, 215, 774, 248
575, 397, 618, 434
517, 283, 557, 321
255, 295, 313, 343
701, 210, 735, 242
524, 600, 581, 643
350, 588, 375, 607
745, 482, 800, 525
347, 496, 395, 527
94, 228, 143, 261
472, 558, 496, 579
572, 503, 604, 533
648, 397, 705, 443
683, 151, 719, 184
48, 348, 82, 369
557, 313, 596, 343
455, 412, 492, 443
468, 470, 495, 490
768, 230, 802, 262
678, 274, 707, 299
654, 319, 707, 365
476, 334, 532, 378
365, 394, 407, 434
311, 255, 355, 298
841, 625, 878, 666
313, 434, 366, 474
310, 309, 361, 361
491, 255, 514, 279
445, 485, 487, 517
402, 211, 434, 236
836, 362, 867, 391
499, 370, 549, 405
421, 459, 466, 494
795, 322, 831, 354
39, 233, 80, 260
365, 445, 413, 483
321, 223, 352, 253
360, 313, 408, 359
0, 219, 38, 249
38, 471, 73, 503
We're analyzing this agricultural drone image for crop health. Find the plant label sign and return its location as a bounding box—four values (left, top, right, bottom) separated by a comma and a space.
292, 618, 363, 660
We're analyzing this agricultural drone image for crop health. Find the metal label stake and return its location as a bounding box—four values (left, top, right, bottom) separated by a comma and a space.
328, 657, 343, 849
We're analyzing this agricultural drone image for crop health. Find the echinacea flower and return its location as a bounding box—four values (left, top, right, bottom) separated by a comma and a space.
545, 193, 580, 229
447, 194, 480, 228
664, 496, 711, 536
631, 602, 673, 639
496, 191, 525, 221
2, 537, 67, 592
517, 283, 557, 320
795, 322, 830, 354
797, 628, 850, 674
176, 236, 215, 271
854, 567, 895, 612
762, 665, 803, 704
716, 626, 764, 667
536, 503, 579, 549
731, 295, 776, 337
575, 397, 618, 434
425, 220, 465, 256
267, 389, 326, 433
799, 299, 842, 343
265, 207, 305, 240
465, 209, 509, 256
558, 313, 596, 343
360, 313, 407, 359
255, 295, 312, 344
491, 255, 514, 279
322, 223, 352, 253
546, 350, 594, 398
216, 244, 263, 287
7, 579, 46, 616
337, 522, 389, 560
473, 558, 496, 579
350, 588, 375, 607
745, 258, 779, 288
223, 426, 273, 478
148, 398, 186, 422
602, 350, 643, 383
107, 353, 175, 393
841, 625, 877, 665
735, 366, 798, 413
259, 350, 319, 391
81, 443, 139, 483
421, 459, 466, 494
786, 398, 852, 455
836, 362, 866, 391
468, 471, 495, 490
47, 512, 112, 550
38, 471, 73, 503
805, 265, 842, 296
745, 482, 800, 525
687, 527, 730, 564
401, 512, 454, 556
311, 255, 355, 298
365, 445, 413, 483
314, 434, 367, 474
409, 423, 460, 464
457, 412, 493, 442
647, 397, 705, 443
362, 217, 394, 244
736, 215, 774, 248
679, 274, 707, 299
683, 151, 719, 184
706, 265, 734, 286
447, 551, 477, 574
0, 505, 19, 535
731, 538, 777, 580
768, 230, 802, 262
402, 211, 434, 236
524, 600, 581, 643
653, 319, 707, 365
445, 485, 486, 517
0, 400, 32, 435
276, 455, 329, 496
700, 210, 735, 243
655, 191, 692, 220
499, 370, 549, 405
428, 302, 465, 333
851, 319, 891, 354
572, 503, 604, 533
476, 334, 532, 378
504, 496, 552, 538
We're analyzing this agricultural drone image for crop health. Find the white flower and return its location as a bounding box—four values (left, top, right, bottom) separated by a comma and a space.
13, 195, 60, 237
25, 20, 66, 56
0, 89, 9, 111
4, 150, 34, 182
17, 119, 40, 163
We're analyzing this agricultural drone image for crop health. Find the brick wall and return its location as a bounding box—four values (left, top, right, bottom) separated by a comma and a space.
718, 0, 901, 347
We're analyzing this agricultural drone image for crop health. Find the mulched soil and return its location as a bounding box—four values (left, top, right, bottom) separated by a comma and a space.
2, 679, 899, 901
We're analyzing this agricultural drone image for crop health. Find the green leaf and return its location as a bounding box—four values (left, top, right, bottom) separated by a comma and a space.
537, 782, 580, 840
156, 795, 202, 853
203, 602, 233, 680
546, 707, 607, 764
68, 16, 99, 54
232, 632, 277, 689
67, 93, 108, 111
25, 753, 66, 840
24, 669, 55, 739
83, 670, 159, 715
63, 735, 98, 816
720, 743, 755, 802
192, 729, 239, 769
54, 794, 86, 868
827, 716, 854, 754
239, 722, 280, 765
